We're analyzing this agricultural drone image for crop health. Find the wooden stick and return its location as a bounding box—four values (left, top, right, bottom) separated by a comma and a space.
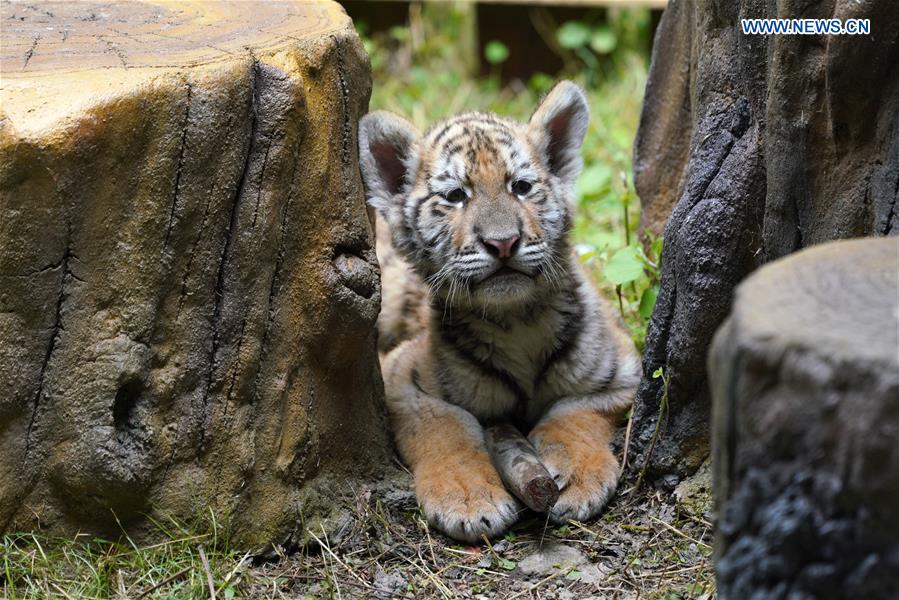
484, 423, 559, 513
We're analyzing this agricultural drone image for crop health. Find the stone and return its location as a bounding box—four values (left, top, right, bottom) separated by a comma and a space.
517, 543, 587, 577
0, 0, 392, 547
673, 459, 712, 520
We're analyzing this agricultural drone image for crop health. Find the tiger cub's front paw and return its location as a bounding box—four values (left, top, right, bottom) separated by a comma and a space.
529, 420, 620, 524
415, 460, 521, 543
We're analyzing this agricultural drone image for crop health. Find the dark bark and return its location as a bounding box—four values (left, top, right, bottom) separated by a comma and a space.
630, 0, 899, 483
708, 237, 899, 599
485, 424, 559, 513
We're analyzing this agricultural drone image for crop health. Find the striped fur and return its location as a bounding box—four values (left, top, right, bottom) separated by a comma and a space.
359, 82, 640, 542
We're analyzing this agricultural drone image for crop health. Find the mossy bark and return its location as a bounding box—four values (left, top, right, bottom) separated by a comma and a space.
0, 1, 391, 547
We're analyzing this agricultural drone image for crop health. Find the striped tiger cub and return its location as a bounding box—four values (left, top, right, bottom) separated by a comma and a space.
358, 81, 640, 542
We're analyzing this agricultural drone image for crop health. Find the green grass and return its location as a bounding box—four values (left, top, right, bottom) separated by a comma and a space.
2, 527, 248, 599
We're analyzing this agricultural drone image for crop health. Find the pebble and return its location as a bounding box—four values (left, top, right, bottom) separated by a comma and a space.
516, 543, 587, 577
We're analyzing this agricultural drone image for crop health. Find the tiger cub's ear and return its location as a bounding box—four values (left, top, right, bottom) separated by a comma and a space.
528, 81, 589, 187
358, 111, 420, 218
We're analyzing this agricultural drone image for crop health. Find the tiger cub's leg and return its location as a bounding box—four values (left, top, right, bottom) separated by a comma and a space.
382, 340, 521, 543
528, 404, 622, 524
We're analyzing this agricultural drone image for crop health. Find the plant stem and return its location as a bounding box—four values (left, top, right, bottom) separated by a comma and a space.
637, 370, 669, 488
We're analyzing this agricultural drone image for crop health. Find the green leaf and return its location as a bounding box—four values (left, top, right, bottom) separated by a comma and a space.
639, 284, 659, 319
576, 243, 598, 263
604, 246, 644, 285
484, 40, 509, 65
527, 72, 554, 95
590, 26, 618, 54
651, 236, 665, 262
223, 587, 236, 600
557, 21, 591, 49
577, 164, 612, 198
496, 557, 517, 571
652, 367, 664, 379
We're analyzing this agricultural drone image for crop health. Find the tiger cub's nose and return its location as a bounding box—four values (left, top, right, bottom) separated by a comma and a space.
481, 235, 521, 260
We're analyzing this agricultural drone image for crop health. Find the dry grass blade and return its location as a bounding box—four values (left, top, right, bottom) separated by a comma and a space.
307, 526, 373, 592
198, 546, 216, 600
137, 566, 192, 598
507, 570, 565, 600
621, 409, 635, 471
647, 515, 711, 550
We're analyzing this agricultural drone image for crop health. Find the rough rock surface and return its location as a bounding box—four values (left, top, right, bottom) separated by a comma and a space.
516, 543, 587, 577
709, 238, 899, 599
0, 1, 391, 547
630, 0, 899, 481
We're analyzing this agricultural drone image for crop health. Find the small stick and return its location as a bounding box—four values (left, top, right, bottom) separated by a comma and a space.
484, 423, 559, 513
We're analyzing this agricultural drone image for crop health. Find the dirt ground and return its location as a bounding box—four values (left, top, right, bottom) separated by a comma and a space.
246, 464, 716, 599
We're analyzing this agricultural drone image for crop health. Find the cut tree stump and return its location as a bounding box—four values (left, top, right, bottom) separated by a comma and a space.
709, 237, 899, 598
0, 1, 391, 547
628, 0, 899, 483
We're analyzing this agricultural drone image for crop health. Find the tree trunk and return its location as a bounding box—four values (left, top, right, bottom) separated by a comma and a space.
629, 0, 899, 483
708, 237, 899, 598
0, 1, 391, 547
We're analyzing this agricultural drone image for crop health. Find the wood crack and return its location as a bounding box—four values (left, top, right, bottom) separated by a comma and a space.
333, 35, 352, 166
883, 171, 898, 235
251, 141, 271, 228
100, 36, 129, 69
176, 175, 217, 321
22, 35, 39, 71
23, 230, 74, 462
164, 81, 193, 250
250, 155, 301, 406
197, 58, 260, 453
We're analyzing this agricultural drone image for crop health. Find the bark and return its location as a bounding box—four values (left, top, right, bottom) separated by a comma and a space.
0, 1, 391, 547
485, 424, 559, 513
630, 0, 899, 483
708, 237, 899, 599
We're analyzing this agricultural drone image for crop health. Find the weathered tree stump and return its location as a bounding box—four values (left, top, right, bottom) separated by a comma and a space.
0, 1, 391, 547
629, 0, 899, 482
709, 237, 899, 598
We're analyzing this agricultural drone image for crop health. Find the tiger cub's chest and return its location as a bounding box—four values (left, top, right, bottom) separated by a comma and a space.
435, 305, 571, 424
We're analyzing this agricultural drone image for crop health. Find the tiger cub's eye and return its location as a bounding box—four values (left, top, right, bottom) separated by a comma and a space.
511, 180, 533, 196
445, 188, 467, 203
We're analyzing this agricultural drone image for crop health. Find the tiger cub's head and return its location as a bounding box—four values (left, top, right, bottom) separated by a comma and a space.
359, 81, 588, 308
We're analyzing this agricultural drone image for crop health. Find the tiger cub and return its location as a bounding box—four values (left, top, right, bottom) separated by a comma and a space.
359, 81, 640, 542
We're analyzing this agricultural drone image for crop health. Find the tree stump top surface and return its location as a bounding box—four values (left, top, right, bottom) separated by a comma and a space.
733, 237, 899, 368
0, 0, 351, 134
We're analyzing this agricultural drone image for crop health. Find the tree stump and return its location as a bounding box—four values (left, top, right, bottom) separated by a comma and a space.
709, 237, 899, 598
0, 1, 391, 547
629, 0, 899, 482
